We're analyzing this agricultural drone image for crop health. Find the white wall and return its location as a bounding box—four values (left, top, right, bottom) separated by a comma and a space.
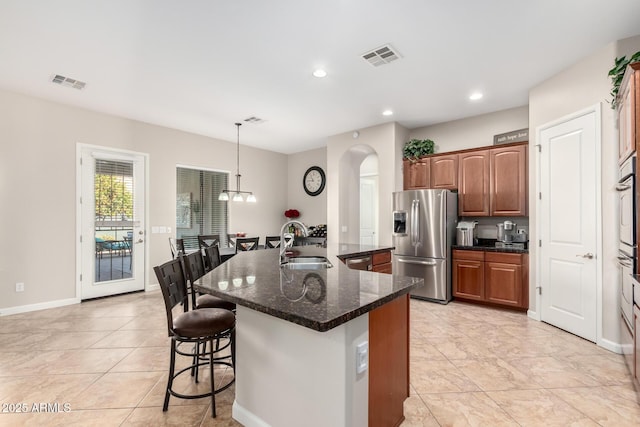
287, 147, 327, 227
528, 34, 640, 346
0, 88, 287, 311
327, 122, 405, 246
409, 106, 529, 153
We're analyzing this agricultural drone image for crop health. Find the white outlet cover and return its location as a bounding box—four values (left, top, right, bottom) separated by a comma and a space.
356, 341, 368, 374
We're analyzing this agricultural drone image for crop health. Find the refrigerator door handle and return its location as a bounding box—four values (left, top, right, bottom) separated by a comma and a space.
411, 199, 420, 247
397, 258, 437, 266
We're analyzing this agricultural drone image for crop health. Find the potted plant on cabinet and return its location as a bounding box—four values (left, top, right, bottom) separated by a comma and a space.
402, 138, 435, 161
608, 51, 640, 109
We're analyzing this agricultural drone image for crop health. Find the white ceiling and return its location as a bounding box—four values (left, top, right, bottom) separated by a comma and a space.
1, 1, 639, 154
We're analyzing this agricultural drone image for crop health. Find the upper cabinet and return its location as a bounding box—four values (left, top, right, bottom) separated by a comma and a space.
458, 150, 490, 216
403, 158, 430, 190
490, 144, 527, 216
403, 154, 458, 190
403, 142, 528, 217
618, 62, 640, 164
430, 154, 459, 190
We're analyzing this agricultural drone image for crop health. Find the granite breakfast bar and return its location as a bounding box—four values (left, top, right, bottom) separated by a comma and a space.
194, 245, 421, 427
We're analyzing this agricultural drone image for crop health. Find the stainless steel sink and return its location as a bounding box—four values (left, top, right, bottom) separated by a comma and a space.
280, 256, 333, 270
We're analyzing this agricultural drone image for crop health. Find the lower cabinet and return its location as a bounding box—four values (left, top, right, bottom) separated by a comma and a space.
452, 250, 484, 301
453, 249, 528, 309
372, 251, 392, 274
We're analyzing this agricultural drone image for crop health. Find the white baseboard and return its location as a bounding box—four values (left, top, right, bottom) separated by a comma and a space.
232, 400, 271, 427
0, 297, 80, 317
145, 283, 160, 292
527, 309, 539, 320
598, 337, 622, 354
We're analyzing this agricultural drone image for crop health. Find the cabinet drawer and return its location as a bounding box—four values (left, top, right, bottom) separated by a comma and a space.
485, 252, 522, 264
373, 251, 391, 265
452, 250, 484, 261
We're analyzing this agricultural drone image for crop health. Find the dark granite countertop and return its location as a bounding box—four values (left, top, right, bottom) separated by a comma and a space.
194, 245, 420, 332
335, 243, 395, 259
451, 239, 528, 254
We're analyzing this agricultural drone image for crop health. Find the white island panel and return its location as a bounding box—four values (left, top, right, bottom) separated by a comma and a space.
233, 305, 369, 427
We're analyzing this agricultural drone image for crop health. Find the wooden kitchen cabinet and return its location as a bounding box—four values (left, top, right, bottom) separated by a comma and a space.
490, 144, 527, 216
430, 153, 458, 189
618, 62, 640, 164
485, 252, 523, 308
372, 251, 392, 274
452, 250, 485, 301
453, 249, 528, 309
403, 158, 430, 190
458, 150, 490, 216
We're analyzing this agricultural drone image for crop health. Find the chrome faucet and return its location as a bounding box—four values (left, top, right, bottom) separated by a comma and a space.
279, 220, 308, 264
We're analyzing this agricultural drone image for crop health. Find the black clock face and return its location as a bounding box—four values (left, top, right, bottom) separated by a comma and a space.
303, 166, 325, 196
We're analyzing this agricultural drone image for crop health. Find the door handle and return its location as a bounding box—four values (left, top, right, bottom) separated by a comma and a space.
136, 239, 144, 243
397, 258, 437, 266
616, 184, 631, 191
576, 253, 594, 259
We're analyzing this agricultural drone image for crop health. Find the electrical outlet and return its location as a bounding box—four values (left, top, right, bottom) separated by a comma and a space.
15, 282, 25, 292
356, 341, 368, 374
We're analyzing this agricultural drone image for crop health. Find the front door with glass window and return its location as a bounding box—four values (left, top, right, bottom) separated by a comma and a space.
79, 146, 146, 299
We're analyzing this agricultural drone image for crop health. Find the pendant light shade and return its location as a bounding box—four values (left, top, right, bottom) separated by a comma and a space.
218, 122, 256, 203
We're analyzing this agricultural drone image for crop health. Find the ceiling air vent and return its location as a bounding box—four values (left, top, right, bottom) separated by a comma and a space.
243, 116, 266, 124
51, 74, 86, 90
361, 44, 401, 67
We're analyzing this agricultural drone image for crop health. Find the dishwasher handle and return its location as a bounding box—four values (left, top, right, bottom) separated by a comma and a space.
346, 256, 372, 270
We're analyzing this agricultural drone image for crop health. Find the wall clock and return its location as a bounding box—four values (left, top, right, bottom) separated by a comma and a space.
303, 166, 326, 196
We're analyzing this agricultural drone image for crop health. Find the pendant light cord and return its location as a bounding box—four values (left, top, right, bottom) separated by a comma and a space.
236, 122, 241, 192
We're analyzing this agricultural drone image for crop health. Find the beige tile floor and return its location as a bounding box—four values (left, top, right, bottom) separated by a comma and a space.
0, 291, 639, 426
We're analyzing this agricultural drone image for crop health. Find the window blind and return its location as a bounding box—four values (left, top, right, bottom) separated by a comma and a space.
176, 167, 228, 244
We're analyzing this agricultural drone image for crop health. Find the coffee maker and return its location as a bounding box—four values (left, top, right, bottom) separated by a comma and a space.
496, 220, 517, 243
496, 220, 527, 248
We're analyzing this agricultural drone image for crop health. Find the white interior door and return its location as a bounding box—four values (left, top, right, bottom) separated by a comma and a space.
538, 108, 599, 342
360, 176, 378, 246
79, 146, 146, 299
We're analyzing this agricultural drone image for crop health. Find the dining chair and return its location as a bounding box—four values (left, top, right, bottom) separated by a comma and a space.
182, 251, 236, 312
264, 236, 281, 248
227, 234, 237, 249
198, 234, 220, 250
203, 245, 222, 271
236, 237, 259, 252
198, 234, 220, 271
153, 258, 235, 418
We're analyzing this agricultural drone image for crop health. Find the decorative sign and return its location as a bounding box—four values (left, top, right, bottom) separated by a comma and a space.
493, 128, 529, 145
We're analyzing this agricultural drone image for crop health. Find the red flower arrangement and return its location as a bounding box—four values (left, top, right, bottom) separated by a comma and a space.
284, 209, 300, 218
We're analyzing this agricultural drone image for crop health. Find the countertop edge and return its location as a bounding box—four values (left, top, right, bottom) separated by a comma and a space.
193, 283, 416, 332
451, 244, 529, 254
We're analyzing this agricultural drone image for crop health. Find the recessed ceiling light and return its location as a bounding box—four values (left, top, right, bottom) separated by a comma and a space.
382, 110, 393, 116
469, 92, 483, 100
313, 69, 327, 78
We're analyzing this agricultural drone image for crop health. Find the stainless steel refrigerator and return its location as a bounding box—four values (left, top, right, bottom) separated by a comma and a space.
392, 189, 457, 303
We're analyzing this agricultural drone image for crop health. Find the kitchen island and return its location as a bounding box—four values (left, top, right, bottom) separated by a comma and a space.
194, 245, 421, 427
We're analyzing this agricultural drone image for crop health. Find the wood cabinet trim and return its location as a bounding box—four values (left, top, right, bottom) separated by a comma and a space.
452, 249, 485, 261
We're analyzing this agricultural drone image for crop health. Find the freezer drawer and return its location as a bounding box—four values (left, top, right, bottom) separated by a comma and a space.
393, 255, 451, 303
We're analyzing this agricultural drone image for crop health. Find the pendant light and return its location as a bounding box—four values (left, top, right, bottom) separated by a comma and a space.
218, 122, 256, 202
